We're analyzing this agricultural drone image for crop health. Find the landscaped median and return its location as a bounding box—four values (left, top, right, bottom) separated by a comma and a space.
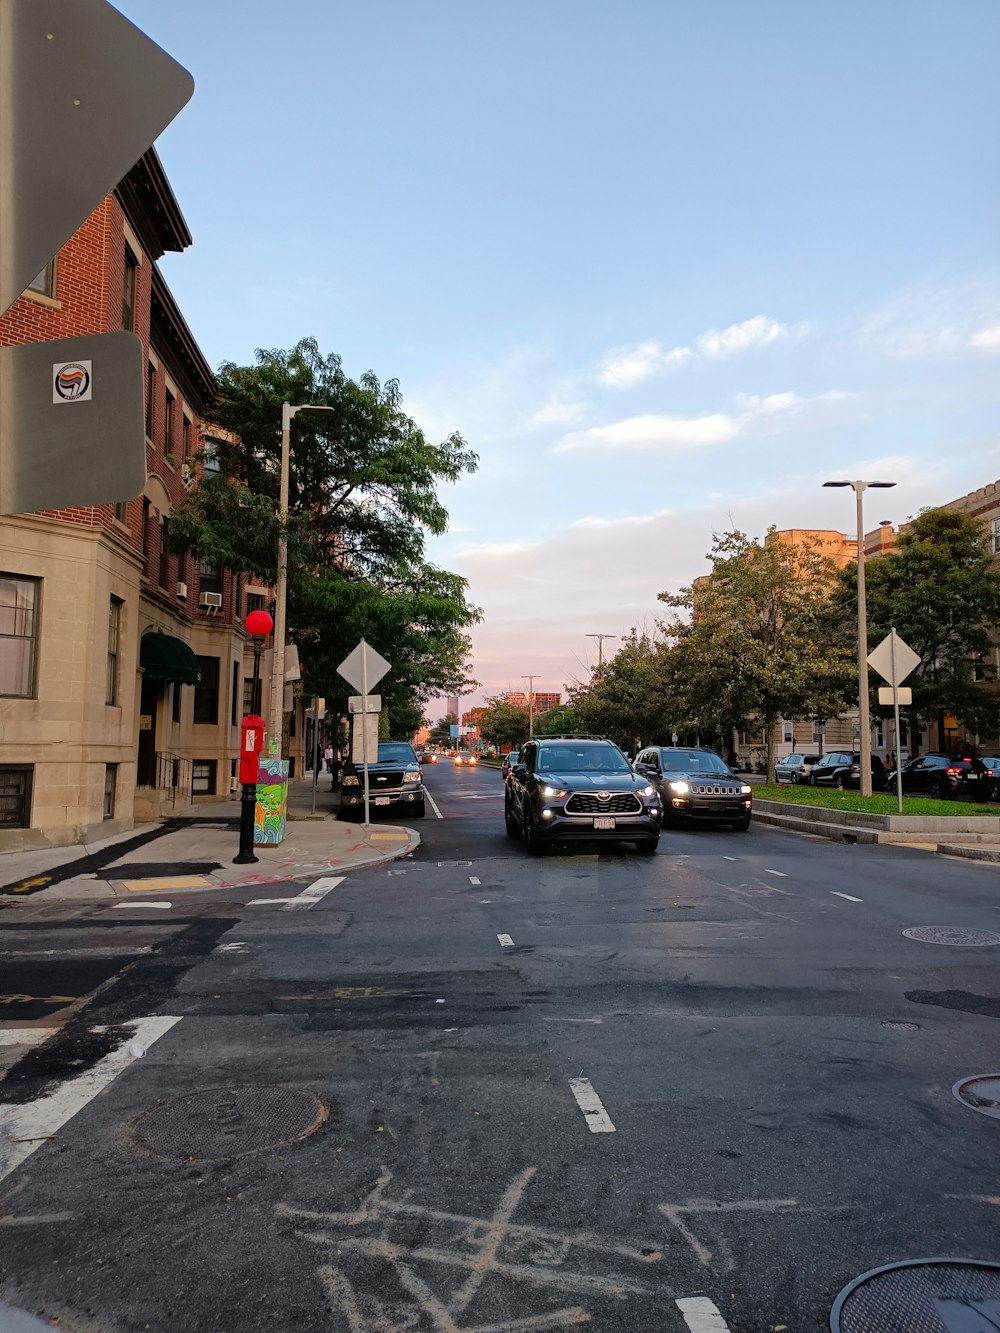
751, 783, 1000, 861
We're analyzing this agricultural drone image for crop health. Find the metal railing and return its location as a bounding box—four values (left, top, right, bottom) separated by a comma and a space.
154, 751, 193, 809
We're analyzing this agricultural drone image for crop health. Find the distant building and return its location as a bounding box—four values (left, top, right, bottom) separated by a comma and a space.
506, 691, 561, 713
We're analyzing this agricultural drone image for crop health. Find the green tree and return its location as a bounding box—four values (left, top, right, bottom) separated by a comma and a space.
835, 507, 1000, 748
167, 338, 480, 732
475, 695, 531, 750
566, 630, 677, 751
659, 529, 852, 776
532, 703, 583, 736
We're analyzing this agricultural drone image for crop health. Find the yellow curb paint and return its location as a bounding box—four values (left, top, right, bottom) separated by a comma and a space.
368, 832, 409, 841
121, 875, 212, 893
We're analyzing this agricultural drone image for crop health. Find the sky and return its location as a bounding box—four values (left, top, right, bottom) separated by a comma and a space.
118, 0, 1000, 715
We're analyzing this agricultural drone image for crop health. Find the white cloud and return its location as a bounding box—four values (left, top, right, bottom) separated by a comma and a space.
969, 324, 1000, 353
553, 412, 741, 454
529, 398, 591, 427
598, 341, 692, 388
696, 315, 788, 358
736, 390, 800, 416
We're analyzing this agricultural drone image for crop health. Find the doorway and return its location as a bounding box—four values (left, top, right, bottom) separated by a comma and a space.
137, 674, 160, 787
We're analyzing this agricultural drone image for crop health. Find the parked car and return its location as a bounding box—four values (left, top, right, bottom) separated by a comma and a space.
774, 753, 821, 784
505, 735, 661, 853
887, 753, 990, 801
845, 754, 888, 790
501, 750, 519, 777
338, 740, 425, 819
807, 752, 885, 789
634, 746, 753, 830
978, 757, 1000, 801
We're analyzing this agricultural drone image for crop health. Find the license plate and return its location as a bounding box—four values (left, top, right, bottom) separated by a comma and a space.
374, 797, 390, 806
594, 817, 615, 830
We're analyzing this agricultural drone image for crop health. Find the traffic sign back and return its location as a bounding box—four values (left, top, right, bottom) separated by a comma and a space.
867, 631, 920, 688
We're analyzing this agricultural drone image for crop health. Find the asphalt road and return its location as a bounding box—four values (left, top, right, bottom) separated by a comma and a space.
2, 759, 1000, 1331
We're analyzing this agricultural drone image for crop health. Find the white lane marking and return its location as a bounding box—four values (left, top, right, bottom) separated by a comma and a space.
723, 856, 737, 862
497, 933, 515, 949
676, 1295, 732, 1331
469, 876, 481, 885
0, 1016, 181, 1184
831, 891, 863, 902
283, 876, 344, 911
568, 1078, 616, 1133
112, 901, 172, 910
424, 788, 444, 820
764, 869, 788, 877
0, 1031, 49, 1049
247, 898, 289, 906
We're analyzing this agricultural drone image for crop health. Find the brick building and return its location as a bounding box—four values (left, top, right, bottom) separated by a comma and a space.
0, 150, 260, 850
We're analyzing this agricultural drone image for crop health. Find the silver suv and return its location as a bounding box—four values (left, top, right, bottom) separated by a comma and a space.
774, 753, 821, 784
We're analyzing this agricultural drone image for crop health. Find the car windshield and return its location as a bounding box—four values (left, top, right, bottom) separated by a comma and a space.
377, 743, 416, 763
662, 749, 731, 775
537, 743, 630, 773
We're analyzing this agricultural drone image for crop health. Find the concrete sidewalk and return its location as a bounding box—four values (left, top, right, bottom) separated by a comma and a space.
0, 775, 419, 903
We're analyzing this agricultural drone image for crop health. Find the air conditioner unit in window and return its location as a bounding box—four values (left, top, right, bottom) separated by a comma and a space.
199, 591, 223, 610
176, 581, 188, 600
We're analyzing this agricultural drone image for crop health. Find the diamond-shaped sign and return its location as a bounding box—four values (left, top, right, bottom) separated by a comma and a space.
868, 631, 920, 688
337, 640, 390, 694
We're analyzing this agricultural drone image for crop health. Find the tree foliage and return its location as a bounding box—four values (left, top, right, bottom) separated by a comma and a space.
566, 630, 675, 751
167, 338, 480, 735
474, 695, 532, 750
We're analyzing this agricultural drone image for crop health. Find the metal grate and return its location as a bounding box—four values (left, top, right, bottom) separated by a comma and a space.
566, 792, 642, 815
952, 1074, 1000, 1121
832, 1259, 1000, 1332
691, 783, 741, 796
902, 926, 1000, 947
133, 1086, 327, 1160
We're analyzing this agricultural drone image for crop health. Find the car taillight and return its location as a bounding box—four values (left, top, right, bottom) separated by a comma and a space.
946, 767, 960, 775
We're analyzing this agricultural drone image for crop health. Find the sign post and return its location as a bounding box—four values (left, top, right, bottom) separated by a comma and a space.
337, 640, 390, 828
868, 628, 921, 814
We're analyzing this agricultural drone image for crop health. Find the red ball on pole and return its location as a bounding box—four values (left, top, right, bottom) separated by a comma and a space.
244, 609, 273, 638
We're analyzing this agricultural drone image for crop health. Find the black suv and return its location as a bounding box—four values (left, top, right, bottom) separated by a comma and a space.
338, 740, 425, 820
889, 753, 990, 801
505, 736, 661, 853
634, 747, 752, 830
807, 752, 886, 790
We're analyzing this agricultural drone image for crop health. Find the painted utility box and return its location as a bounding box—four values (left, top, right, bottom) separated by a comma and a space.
254, 757, 289, 844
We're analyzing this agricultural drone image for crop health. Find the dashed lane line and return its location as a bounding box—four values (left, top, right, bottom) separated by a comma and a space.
112, 901, 172, 910
424, 788, 444, 820
470, 876, 481, 885
281, 876, 344, 911
831, 891, 863, 902
497, 933, 515, 949
676, 1295, 732, 1331
568, 1078, 616, 1134
764, 869, 788, 877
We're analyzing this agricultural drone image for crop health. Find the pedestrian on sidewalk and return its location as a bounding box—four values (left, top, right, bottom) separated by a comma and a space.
324, 743, 334, 782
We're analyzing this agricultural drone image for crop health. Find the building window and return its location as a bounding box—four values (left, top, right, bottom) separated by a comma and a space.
106, 596, 122, 704
122, 246, 138, 330
113, 500, 128, 523
182, 416, 192, 459
782, 719, 794, 744
164, 389, 175, 454
231, 660, 240, 727
141, 499, 151, 573
192, 760, 217, 795
103, 765, 117, 819
0, 575, 39, 698
172, 680, 182, 723
246, 591, 267, 615
993, 517, 1000, 555
27, 261, 55, 298
199, 562, 221, 597
243, 674, 260, 716
873, 718, 884, 748
193, 655, 220, 724
145, 363, 155, 438
0, 766, 33, 827
202, 437, 220, 478
158, 520, 169, 588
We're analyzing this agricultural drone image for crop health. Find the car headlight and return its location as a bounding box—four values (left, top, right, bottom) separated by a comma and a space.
741, 785, 752, 795
404, 769, 420, 782
668, 780, 690, 795
641, 785, 655, 797
541, 785, 567, 798
342, 775, 360, 787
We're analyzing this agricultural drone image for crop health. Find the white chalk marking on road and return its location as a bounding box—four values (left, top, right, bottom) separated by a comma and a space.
764, 869, 788, 877
723, 856, 737, 862
111, 901, 172, 910
469, 876, 481, 885
0, 1016, 181, 1184
424, 788, 444, 820
0, 1031, 50, 1049
676, 1294, 732, 1331
831, 891, 863, 902
497, 933, 515, 949
281, 876, 344, 911
568, 1078, 616, 1133
246, 898, 290, 906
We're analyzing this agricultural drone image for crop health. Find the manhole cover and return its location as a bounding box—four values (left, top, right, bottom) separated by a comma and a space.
902, 926, 1000, 947
831, 1259, 1000, 1331
133, 1086, 327, 1160
882, 1020, 920, 1031
952, 1074, 1000, 1121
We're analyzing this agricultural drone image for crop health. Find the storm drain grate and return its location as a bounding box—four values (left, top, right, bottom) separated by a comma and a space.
133, 1086, 327, 1160
952, 1074, 1000, 1121
902, 926, 1000, 947
831, 1259, 1000, 1332
882, 1020, 920, 1031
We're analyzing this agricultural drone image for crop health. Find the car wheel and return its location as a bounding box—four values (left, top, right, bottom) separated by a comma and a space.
835, 775, 845, 790
411, 800, 426, 819
807, 773, 817, 786
635, 838, 659, 855
504, 795, 518, 838
732, 817, 751, 831
928, 778, 944, 800
523, 805, 543, 855
991, 780, 1000, 803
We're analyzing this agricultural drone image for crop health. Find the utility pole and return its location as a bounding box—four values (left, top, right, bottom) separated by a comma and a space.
522, 675, 538, 737
587, 633, 617, 669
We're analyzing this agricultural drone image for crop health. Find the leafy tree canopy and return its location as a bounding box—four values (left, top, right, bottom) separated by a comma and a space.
475, 695, 532, 750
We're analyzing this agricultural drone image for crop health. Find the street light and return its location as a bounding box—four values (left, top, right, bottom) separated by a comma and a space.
587, 633, 617, 669
234, 608, 273, 864
823, 478, 896, 797
522, 674, 539, 737
268, 401, 337, 757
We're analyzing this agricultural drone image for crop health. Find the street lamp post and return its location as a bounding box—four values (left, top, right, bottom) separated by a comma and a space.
823, 478, 896, 797
522, 674, 538, 737
268, 401, 337, 757
587, 633, 617, 669
234, 608, 273, 864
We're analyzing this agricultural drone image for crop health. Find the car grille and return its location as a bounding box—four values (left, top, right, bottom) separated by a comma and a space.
565, 792, 642, 815
690, 784, 741, 797
371, 770, 405, 786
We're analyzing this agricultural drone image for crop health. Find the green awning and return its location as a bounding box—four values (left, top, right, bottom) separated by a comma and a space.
139, 633, 201, 685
